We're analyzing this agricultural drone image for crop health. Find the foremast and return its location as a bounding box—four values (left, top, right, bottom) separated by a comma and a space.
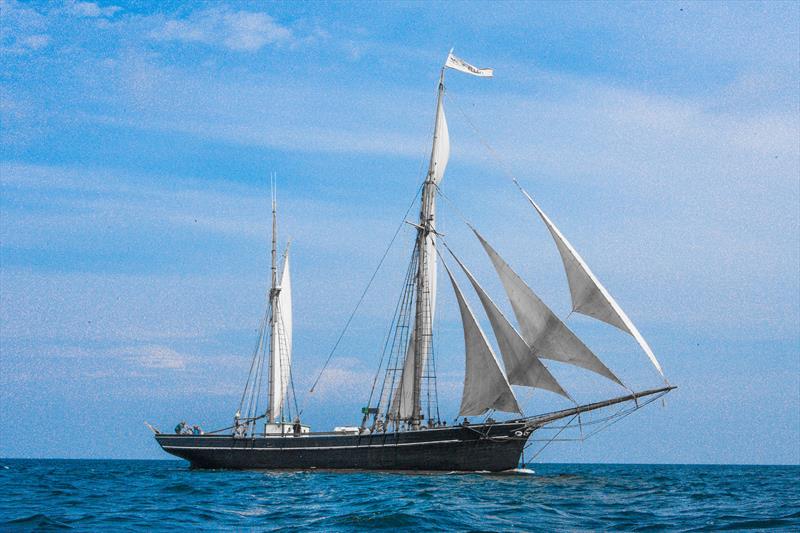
235, 176, 294, 435
267, 182, 279, 424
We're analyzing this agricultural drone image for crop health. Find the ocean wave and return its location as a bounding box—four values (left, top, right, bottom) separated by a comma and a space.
0, 461, 797, 531
4, 513, 72, 530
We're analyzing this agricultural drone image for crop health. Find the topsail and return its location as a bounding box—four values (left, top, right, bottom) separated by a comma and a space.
428, 90, 450, 184
518, 186, 665, 379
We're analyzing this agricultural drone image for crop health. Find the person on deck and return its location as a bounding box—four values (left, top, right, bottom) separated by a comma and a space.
175, 421, 187, 434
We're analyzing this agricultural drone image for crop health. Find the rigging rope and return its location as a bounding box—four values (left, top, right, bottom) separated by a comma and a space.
378, 243, 420, 429
524, 390, 668, 460
446, 91, 523, 188
307, 183, 423, 395
526, 414, 578, 461
238, 312, 268, 414
362, 241, 419, 427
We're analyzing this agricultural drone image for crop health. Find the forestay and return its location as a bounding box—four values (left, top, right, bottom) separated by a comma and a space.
518, 187, 665, 379
443, 262, 521, 417
448, 250, 570, 399
473, 229, 624, 387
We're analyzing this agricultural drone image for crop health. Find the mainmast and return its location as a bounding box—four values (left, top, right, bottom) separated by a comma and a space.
410, 69, 446, 428
385, 52, 490, 429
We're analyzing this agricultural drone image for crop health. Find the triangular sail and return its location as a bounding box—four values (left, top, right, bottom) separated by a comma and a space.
443, 262, 521, 417
270, 250, 292, 420
473, 229, 624, 387
448, 250, 570, 399
518, 187, 665, 379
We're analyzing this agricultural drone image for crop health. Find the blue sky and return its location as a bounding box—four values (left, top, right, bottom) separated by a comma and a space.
1, 1, 798, 464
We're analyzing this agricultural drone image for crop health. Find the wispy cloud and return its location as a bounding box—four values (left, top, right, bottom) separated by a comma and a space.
128, 345, 186, 369
150, 6, 293, 52
65, 1, 121, 18
0, 0, 50, 54
17, 33, 50, 50
0, 162, 411, 347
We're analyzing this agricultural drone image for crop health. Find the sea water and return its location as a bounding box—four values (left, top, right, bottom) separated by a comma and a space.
1, 460, 797, 531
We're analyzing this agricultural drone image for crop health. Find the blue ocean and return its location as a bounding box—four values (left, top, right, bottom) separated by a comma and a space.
0, 460, 797, 531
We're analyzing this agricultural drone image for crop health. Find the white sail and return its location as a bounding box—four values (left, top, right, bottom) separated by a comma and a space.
474, 229, 624, 387
449, 250, 569, 399
444, 262, 521, 417
429, 97, 449, 185
519, 187, 665, 379
270, 250, 292, 420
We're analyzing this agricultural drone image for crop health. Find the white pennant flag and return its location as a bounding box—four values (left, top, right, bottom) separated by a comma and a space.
445, 51, 493, 77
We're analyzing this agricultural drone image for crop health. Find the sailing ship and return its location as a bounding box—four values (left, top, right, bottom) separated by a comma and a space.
153, 52, 675, 471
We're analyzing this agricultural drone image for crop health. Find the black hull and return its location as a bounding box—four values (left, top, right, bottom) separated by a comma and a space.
155, 422, 533, 472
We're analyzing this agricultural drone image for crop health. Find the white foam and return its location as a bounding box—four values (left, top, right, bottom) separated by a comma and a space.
507, 468, 536, 475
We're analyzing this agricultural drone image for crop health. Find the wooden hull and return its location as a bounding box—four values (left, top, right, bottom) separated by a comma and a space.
155, 422, 533, 472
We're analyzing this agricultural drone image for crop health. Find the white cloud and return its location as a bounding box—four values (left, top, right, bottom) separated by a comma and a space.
19, 34, 50, 50
66, 1, 122, 18
302, 357, 375, 402
127, 345, 186, 369
151, 6, 293, 52
0, 0, 50, 54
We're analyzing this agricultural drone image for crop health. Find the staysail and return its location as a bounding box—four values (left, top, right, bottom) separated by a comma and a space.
448, 249, 569, 399
443, 261, 521, 417
517, 186, 665, 379
473, 229, 624, 387
270, 250, 292, 420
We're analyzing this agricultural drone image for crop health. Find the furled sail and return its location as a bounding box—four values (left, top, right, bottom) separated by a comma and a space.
473, 229, 624, 387
448, 250, 570, 399
518, 187, 665, 379
270, 250, 292, 420
443, 262, 521, 417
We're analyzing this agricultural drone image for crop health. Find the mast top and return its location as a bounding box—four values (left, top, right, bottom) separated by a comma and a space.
270, 172, 279, 296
